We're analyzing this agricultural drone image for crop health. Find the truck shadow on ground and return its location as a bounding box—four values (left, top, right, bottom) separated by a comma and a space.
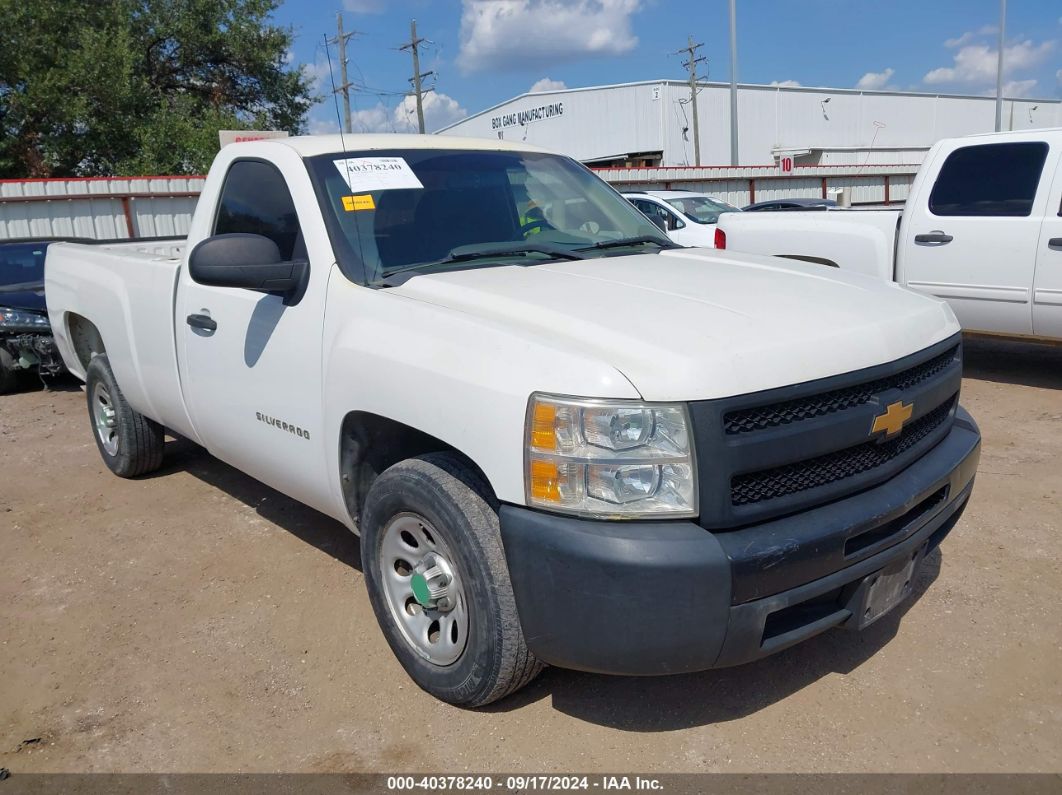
152, 436, 363, 572
152, 435, 941, 732
485, 550, 942, 731
962, 335, 1062, 389
2, 371, 82, 394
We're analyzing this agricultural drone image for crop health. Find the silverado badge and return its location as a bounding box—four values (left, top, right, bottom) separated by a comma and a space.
871, 400, 913, 439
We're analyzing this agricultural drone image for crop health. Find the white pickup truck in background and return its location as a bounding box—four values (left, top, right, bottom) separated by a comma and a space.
716, 129, 1062, 342
45, 134, 980, 707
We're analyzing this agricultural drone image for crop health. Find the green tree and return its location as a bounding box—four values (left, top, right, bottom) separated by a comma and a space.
0, 0, 316, 177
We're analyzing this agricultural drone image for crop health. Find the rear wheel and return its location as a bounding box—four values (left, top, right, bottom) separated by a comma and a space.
85, 354, 164, 477
361, 453, 543, 707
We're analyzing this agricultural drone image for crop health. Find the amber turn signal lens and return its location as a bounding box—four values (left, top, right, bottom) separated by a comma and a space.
530, 401, 557, 451
528, 458, 561, 502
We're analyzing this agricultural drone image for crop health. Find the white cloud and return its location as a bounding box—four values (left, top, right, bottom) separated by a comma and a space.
337, 92, 468, 134
944, 32, 975, 49
301, 59, 335, 96
343, 0, 385, 12
855, 68, 895, 90
768, 80, 801, 87
458, 0, 641, 73
1057, 68, 1062, 83
309, 117, 340, 135
924, 38, 1055, 86
1001, 79, 1038, 98
396, 92, 469, 132
945, 25, 997, 48
350, 104, 392, 133
530, 77, 568, 93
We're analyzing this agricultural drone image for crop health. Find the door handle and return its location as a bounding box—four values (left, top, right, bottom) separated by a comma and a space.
1049, 238, 1062, 249
186, 313, 217, 332
914, 231, 953, 244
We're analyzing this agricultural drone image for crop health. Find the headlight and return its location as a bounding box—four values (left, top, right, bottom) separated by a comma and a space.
0, 308, 50, 330
525, 393, 697, 519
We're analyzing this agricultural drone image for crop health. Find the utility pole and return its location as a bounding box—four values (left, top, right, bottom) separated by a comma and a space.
994, 0, 1006, 132
675, 36, 707, 166
328, 13, 357, 133
400, 19, 434, 134
728, 0, 739, 165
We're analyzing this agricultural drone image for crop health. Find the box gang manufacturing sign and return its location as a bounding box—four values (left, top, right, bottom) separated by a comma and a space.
491, 102, 564, 131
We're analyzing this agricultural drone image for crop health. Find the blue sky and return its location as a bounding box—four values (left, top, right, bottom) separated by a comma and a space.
272, 0, 1062, 135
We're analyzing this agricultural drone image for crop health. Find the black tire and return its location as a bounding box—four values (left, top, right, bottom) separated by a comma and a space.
361, 452, 543, 707
84, 354, 164, 478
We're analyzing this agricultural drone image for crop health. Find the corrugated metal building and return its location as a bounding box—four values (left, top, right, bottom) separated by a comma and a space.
0, 175, 203, 241
437, 80, 1062, 167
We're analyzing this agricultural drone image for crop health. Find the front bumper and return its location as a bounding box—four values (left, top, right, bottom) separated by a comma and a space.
498, 406, 980, 676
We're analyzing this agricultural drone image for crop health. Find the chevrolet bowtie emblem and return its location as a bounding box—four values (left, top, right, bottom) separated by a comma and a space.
871, 400, 913, 438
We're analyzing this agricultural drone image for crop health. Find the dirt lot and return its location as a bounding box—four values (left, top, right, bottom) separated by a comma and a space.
1, 336, 1060, 774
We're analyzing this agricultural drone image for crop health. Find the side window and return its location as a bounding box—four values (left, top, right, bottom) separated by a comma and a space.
929, 142, 1048, 217
214, 160, 301, 260
632, 199, 666, 227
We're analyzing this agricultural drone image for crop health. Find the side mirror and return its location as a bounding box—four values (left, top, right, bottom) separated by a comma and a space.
649, 214, 668, 233
188, 233, 308, 305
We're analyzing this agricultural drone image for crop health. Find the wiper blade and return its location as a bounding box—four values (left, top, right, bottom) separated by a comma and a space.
576, 236, 680, 251
444, 242, 587, 263
379, 242, 586, 285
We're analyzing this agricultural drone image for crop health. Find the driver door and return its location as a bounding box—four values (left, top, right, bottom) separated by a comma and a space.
176, 157, 333, 514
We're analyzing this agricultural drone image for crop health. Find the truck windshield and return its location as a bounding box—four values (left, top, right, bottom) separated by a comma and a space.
306, 149, 674, 285
666, 196, 739, 225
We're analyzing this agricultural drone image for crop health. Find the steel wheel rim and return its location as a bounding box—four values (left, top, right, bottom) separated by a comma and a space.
92, 382, 119, 456
379, 512, 469, 666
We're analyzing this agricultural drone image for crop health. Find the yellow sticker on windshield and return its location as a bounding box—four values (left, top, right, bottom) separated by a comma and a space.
341, 194, 375, 212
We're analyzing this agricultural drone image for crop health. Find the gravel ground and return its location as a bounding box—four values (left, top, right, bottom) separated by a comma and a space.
1, 336, 1059, 773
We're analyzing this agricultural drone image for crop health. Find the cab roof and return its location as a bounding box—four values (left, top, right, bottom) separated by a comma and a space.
250, 133, 553, 158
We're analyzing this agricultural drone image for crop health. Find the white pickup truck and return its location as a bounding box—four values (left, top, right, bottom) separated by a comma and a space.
46, 134, 981, 706
716, 129, 1062, 342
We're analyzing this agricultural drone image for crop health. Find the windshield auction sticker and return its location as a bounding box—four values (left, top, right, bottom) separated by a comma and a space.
341, 194, 376, 212
333, 157, 424, 192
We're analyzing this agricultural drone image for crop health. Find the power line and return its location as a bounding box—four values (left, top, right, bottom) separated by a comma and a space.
674, 36, 707, 166
399, 19, 434, 134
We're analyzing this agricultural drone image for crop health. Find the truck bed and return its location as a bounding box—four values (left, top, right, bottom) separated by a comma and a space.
45, 239, 200, 442
718, 209, 902, 280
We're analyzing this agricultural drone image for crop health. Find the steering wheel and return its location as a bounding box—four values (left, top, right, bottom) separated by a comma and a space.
520, 218, 550, 236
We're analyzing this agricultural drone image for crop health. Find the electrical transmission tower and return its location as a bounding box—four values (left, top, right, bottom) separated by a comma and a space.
674, 36, 707, 166
400, 19, 434, 134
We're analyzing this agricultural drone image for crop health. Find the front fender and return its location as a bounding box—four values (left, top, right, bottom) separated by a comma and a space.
320, 272, 640, 513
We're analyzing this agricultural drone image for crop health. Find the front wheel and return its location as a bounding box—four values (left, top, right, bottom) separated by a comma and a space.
361, 453, 543, 707
84, 354, 164, 478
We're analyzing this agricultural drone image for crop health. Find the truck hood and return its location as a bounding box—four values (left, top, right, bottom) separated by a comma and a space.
0, 281, 47, 313
389, 248, 959, 401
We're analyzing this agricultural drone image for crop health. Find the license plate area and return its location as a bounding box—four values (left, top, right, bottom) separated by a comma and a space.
846, 544, 925, 630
